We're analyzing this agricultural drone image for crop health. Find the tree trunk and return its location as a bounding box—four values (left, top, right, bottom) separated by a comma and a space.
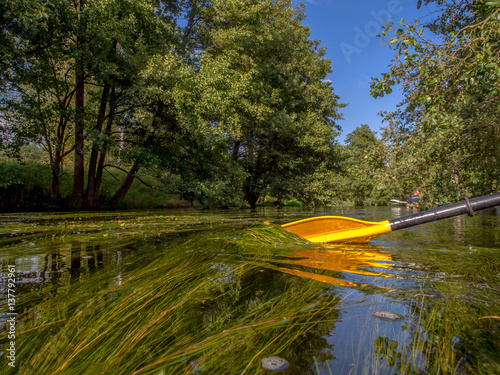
72, 0, 86, 208
231, 139, 240, 160
245, 190, 259, 209
49, 159, 62, 205
47, 122, 63, 206
72, 66, 85, 207
92, 87, 117, 207
117, 127, 124, 166
86, 84, 110, 207
86, 41, 117, 207
46, 113, 67, 207
108, 161, 140, 207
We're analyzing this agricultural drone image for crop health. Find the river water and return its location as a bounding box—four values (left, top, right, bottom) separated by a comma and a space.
0, 206, 499, 374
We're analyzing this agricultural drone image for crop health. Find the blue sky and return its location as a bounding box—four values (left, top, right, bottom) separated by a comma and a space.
292, 0, 434, 142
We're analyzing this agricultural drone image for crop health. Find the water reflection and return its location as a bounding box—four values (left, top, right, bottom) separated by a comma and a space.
0, 226, 343, 374
276, 245, 392, 287
0, 208, 498, 374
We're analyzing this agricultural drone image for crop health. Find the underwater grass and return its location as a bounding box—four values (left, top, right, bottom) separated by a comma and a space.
1, 221, 341, 374
1, 210, 499, 374
398, 278, 500, 374
366, 244, 500, 375
0, 211, 275, 256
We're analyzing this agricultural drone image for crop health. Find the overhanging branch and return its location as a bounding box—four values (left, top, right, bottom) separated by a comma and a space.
103, 164, 179, 194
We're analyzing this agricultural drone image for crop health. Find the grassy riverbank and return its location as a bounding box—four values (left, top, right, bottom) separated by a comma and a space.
0, 160, 179, 211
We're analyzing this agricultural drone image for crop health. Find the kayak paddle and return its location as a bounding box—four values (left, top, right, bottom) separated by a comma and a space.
282, 192, 500, 243
389, 199, 407, 204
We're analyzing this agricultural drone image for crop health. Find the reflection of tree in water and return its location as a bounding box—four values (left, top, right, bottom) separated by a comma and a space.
35, 241, 135, 286
6, 241, 137, 320
70, 243, 81, 283
42, 252, 65, 285
39, 243, 106, 286
86, 244, 103, 272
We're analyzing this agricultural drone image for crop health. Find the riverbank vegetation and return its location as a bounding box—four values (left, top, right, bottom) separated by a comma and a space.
0, 153, 179, 211
370, 0, 500, 205
1, 0, 498, 211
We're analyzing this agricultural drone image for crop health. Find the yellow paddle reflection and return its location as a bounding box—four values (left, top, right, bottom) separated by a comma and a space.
277, 244, 392, 286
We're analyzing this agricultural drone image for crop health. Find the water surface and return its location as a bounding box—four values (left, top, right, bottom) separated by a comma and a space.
0, 206, 499, 374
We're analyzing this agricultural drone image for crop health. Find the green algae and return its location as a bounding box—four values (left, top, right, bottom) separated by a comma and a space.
0, 208, 499, 374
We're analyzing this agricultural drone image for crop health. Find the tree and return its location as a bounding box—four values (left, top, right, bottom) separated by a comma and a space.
1, 0, 82, 204
80, 0, 185, 208
198, 0, 344, 208
370, 0, 500, 202
0, 0, 193, 207
1, 0, 346, 209
345, 124, 378, 154
335, 125, 392, 206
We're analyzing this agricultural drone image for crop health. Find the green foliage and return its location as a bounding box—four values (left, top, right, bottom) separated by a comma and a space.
197, 0, 345, 207
0, 145, 47, 164
370, 0, 500, 202
332, 125, 395, 206
97, 169, 178, 209
5, 0, 498, 209
0, 160, 173, 210
0, 162, 66, 210
1, 0, 346, 209
179, 174, 249, 209
0, 0, 197, 206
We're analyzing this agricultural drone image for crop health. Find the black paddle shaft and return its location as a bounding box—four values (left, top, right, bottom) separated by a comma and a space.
388, 192, 500, 231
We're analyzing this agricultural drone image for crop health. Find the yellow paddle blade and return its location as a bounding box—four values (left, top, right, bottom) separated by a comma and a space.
282, 216, 392, 243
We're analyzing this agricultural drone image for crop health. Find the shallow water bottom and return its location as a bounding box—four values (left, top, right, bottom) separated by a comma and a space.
0, 207, 499, 374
